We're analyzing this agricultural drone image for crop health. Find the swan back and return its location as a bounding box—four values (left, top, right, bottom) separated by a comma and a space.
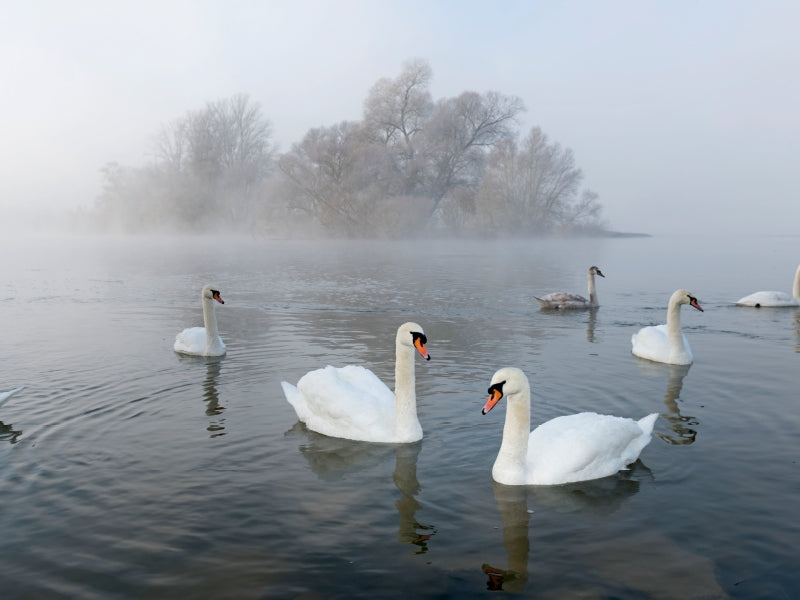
735, 264, 800, 307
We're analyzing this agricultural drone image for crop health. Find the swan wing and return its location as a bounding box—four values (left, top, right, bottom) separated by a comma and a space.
174, 327, 207, 355
283, 365, 395, 442
528, 412, 657, 485
535, 292, 590, 309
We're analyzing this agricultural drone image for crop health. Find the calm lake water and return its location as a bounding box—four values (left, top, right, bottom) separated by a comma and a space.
1, 232, 798, 599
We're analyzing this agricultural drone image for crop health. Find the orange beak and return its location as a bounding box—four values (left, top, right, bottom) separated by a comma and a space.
690, 297, 703, 312
414, 337, 431, 361
482, 388, 503, 415
213, 291, 224, 304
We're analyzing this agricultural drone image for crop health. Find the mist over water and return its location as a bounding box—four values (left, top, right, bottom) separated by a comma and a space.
1, 232, 798, 598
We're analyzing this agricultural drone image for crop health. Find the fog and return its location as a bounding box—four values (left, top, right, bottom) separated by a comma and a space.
2, 1, 799, 236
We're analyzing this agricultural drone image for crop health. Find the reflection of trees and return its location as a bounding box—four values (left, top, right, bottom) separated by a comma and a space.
289, 429, 434, 552
203, 358, 226, 437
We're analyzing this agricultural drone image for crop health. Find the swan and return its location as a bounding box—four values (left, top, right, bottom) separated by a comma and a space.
631, 289, 704, 365
735, 264, 800, 307
281, 322, 431, 443
173, 285, 226, 357
0, 387, 24, 409
534, 266, 605, 309
482, 368, 658, 486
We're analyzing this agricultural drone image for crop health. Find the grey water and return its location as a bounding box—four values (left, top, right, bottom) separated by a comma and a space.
1, 233, 798, 599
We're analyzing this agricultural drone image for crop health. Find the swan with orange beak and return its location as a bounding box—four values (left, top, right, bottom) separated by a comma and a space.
482, 367, 658, 485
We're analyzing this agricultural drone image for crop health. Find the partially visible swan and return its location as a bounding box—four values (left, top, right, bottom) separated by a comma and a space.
535, 266, 605, 309
631, 289, 704, 365
281, 322, 431, 443
173, 285, 226, 357
482, 368, 658, 486
0, 387, 24, 409
735, 264, 800, 307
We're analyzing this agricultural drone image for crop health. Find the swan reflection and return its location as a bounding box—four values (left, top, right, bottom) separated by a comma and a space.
290, 430, 434, 551
635, 361, 696, 445
482, 483, 530, 592
203, 358, 226, 437
0, 420, 22, 444
586, 307, 598, 343
482, 471, 646, 592
793, 309, 800, 353
654, 363, 696, 445
393, 442, 435, 553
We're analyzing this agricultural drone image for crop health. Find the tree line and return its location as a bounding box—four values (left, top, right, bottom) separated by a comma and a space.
86, 58, 605, 237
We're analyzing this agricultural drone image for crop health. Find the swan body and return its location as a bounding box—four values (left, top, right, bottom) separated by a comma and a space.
0, 387, 24, 408
482, 368, 658, 486
632, 289, 703, 365
735, 265, 800, 307
174, 285, 226, 357
535, 266, 605, 309
281, 322, 431, 443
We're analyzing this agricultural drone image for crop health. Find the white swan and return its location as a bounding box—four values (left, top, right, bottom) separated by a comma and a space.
0, 387, 24, 409
735, 264, 800, 307
535, 266, 605, 309
482, 368, 658, 486
631, 289, 704, 365
281, 322, 430, 443
173, 285, 226, 357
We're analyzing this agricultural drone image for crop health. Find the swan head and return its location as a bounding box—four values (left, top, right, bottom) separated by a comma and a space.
202, 285, 224, 305
482, 367, 529, 415
397, 321, 431, 360
671, 289, 703, 312
589, 266, 605, 278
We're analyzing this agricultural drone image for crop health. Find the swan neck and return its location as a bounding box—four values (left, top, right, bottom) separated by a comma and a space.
666, 296, 684, 347
394, 340, 418, 430
202, 297, 219, 341
496, 388, 531, 473
587, 272, 598, 305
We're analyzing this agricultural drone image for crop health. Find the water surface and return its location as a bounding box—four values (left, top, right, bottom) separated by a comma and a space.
1, 233, 798, 598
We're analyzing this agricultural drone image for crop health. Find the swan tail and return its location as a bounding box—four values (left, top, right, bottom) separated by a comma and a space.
281, 381, 309, 422
0, 386, 24, 407
534, 296, 547, 307
638, 412, 659, 436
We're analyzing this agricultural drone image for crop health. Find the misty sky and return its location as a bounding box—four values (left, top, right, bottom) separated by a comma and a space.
2, 0, 799, 235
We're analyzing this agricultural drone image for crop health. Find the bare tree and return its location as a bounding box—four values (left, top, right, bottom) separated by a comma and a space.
474, 126, 601, 234
421, 91, 525, 219
279, 121, 379, 236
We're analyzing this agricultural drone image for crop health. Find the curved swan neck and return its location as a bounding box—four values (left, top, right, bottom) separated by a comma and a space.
666, 293, 684, 348
202, 296, 220, 341
587, 271, 598, 305
793, 265, 800, 301
394, 339, 418, 429
497, 386, 531, 472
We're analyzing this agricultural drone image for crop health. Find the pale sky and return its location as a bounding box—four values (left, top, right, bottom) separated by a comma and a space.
2, 0, 799, 235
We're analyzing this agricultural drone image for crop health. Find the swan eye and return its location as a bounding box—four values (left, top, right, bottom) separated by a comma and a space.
411, 331, 427, 345
487, 381, 506, 395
